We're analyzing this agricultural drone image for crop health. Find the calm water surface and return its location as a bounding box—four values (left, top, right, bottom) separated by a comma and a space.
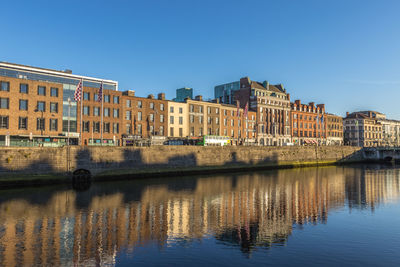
1, 165, 400, 266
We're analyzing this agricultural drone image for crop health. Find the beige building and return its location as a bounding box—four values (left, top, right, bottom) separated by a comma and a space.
344, 111, 382, 147
167, 101, 188, 138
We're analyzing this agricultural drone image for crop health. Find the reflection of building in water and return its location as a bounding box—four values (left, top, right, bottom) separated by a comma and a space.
1, 167, 400, 265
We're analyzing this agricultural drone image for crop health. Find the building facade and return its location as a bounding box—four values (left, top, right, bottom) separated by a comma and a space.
344, 111, 382, 147
290, 100, 327, 145
167, 101, 188, 138
326, 113, 343, 145
234, 77, 291, 146
0, 62, 118, 146
173, 87, 193, 102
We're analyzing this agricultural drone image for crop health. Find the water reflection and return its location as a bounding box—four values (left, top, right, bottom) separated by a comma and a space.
0, 165, 400, 266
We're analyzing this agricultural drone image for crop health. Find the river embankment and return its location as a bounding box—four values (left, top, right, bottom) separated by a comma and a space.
0, 146, 365, 188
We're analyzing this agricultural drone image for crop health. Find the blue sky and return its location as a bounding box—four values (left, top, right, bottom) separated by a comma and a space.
1, 0, 400, 118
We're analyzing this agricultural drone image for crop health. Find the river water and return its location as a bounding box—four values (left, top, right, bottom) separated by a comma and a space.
0, 165, 400, 266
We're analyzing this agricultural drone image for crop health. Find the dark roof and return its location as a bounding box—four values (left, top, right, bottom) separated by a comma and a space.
250, 81, 283, 93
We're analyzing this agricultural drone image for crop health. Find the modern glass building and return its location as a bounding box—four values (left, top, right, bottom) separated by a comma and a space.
173, 87, 193, 102
214, 81, 240, 104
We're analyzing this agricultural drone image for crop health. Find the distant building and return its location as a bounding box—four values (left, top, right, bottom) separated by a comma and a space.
290, 100, 326, 146
326, 113, 343, 145
343, 111, 383, 147
214, 81, 240, 104
173, 87, 193, 102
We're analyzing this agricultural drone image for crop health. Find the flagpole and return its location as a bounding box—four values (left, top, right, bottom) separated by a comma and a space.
80, 78, 83, 146
100, 81, 104, 145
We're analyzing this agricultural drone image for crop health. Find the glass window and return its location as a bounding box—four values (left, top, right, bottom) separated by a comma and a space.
170, 106, 174, 113
150, 113, 154, 122
37, 101, 45, 112
190, 105, 194, 112
126, 99, 131, 107
170, 116, 174, 124
126, 123, 131, 134
83, 121, 90, 132
1, 81, 10, 91
0, 116, 9, 129
113, 108, 119, 118
200, 106, 203, 113
138, 101, 142, 108
150, 102, 154, 109
103, 122, 110, 133
50, 87, 58, 97
50, 102, 58, 113
83, 92, 90, 101
138, 124, 142, 134
50, 119, 58, 131
160, 103, 164, 111
38, 86, 46, 96
0, 98, 9, 109
93, 107, 100, 116
160, 114, 164, 122
19, 99, 28, 110
93, 122, 100, 133
104, 95, 110, 103
137, 111, 142, 121
37, 118, 45, 130
113, 123, 119, 134
83, 106, 90, 115
208, 107, 211, 114
126, 111, 132, 120
179, 107, 183, 114
104, 108, 110, 117
18, 117, 28, 129
179, 117, 183, 125
113, 96, 119, 104
20, 83, 28, 93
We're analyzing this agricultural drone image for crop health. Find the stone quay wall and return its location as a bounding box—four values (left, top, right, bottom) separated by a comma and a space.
0, 146, 363, 177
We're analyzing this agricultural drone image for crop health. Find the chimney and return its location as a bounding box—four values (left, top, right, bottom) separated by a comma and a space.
64, 69, 72, 74
122, 90, 135, 96
147, 94, 154, 99
317, 104, 325, 112
262, 80, 269, 89
216, 98, 220, 104
346, 112, 349, 117
287, 93, 290, 101
368, 111, 373, 118
295, 100, 301, 106
195, 95, 203, 101
157, 93, 165, 100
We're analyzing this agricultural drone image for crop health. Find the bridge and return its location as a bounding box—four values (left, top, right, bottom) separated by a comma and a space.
363, 147, 400, 162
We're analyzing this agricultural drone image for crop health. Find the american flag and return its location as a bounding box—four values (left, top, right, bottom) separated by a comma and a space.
73, 80, 82, 101
97, 81, 103, 102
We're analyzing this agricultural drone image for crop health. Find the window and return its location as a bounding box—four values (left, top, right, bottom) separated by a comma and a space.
19, 99, 28, 110
150, 125, 154, 135
199, 116, 203, 123
83, 106, 90, 115
160, 103, 164, 111
50, 102, 58, 113
216, 108, 219, 114
190, 105, 194, 112
179, 117, 183, 125
113, 108, 119, 118
20, 84, 28, 93
37, 118, 45, 130
190, 127, 194, 136
208, 107, 211, 114
138, 101, 142, 108
170, 116, 174, 124
224, 110, 227, 116
94, 94, 99, 101
216, 117, 219, 125
138, 111, 142, 121
113, 96, 119, 104
93, 107, 100, 116
149, 113, 154, 122
103, 122, 110, 133
208, 117, 211, 124
104, 95, 110, 103
126, 99, 131, 107
138, 124, 142, 134
37, 101, 45, 112
179, 128, 183, 137
224, 118, 227, 126
93, 121, 100, 133
83, 92, 90, 101
170, 127, 174, 136
38, 86, 46, 96
0, 116, 9, 129
113, 123, 119, 133
160, 114, 164, 122
104, 108, 110, 117
179, 107, 183, 114
50, 119, 58, 131
50, 87, 58, 97
18, 117, 27, 129
126, 123, 131, 134
0, 98, 9, 109
1, 81, 10, 91
126, 111, 132, 120
83, 121, 90, 132
200, 106, 203, 113
200, 127, 203, 136
160, 126, 164, 135
170, 106, 174, 113
190, 115, 194, 123
150, 102, 154, 109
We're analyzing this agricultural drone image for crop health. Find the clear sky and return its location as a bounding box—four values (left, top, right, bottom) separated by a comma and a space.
1, 0, 400, 118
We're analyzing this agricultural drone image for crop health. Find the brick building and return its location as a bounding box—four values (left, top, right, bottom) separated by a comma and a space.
291, 100, 327, 145
234, 77, 291, 146
326, 113, 343, 145
0, 62, 118, 146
